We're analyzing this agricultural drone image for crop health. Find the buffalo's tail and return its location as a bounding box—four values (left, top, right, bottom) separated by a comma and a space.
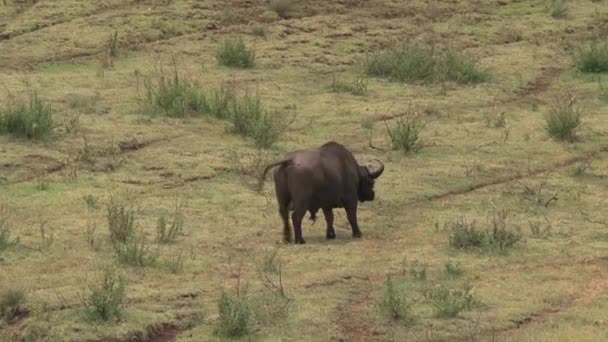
257, 158, 292, 192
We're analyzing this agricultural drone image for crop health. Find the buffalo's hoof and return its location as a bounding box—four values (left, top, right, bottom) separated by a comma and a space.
295, 238, 306, 244
326, 232, 336, 240
353, 231, 362, 239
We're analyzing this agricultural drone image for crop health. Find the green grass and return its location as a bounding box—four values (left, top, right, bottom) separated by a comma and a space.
575, 41, 608, 73
2, 0, 608, 341
216, 37, 255, 68
427, 283, 474, 318
84, 267, 127, 322
386, 113, 424, 153
0, 92, 54, 140
365, 43, 489, 84
378, 276, 412, 321
0, 288, 26, 323
545, 93, 582, 142
214, 291, 251, 337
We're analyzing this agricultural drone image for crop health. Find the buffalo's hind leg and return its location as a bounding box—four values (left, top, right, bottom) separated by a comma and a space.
291, 206, 307, 244
279, 204, 291, 243
345, 205, 362, 239
323, 208, 336, 240
274, 174, 292, 243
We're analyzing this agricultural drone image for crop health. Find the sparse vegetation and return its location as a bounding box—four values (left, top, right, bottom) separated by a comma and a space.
0, 288, 26, 323
379, 276, 412, 321
0, 92, 54, 140
545, 92, 582, 142
427, 283, 474, 318
331, 75, 368, 96
156, 198, 185, 244
268, 0, 295, 18
106, 198, 136, 248
445, 211, 522, 253
549, 0, 568, 19
228, 94, 293, 148
444, 260, 464, 278
575, 40, 608, 73
214, 290, 251, 337
83, 266, 126, 322
216, 37, 255, 68
446, 217, 486, 250
0, 206, 19, 252
114, 228, 158, 267
365, 43, 489, 84
386, 112, 425, 154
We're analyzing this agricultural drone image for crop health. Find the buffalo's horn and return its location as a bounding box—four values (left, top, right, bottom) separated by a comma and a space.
368, 159, 384, 179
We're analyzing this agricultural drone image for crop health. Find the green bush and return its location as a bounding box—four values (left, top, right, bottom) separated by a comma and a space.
269, 0, 295, 18
85, 266, 126, 321
142, 69, 207, 118
228, 94, 291, 148
446, 217, 485, 250
0, 206, 19, 252
331, 76, 368, 96
0, 92, 54, 140
214, 291, 251, 337
387, 113, 424, 154
486, 210, 522, 252
0, 288, 26, 323
216, 37, 255, 68
545, 93, 582, 142
427, 283, 474, 318
365, 43, 488, 84
114, 229, 158, 267
549, 0, 568, 19
575, 40, 608, 73
106, 198, 135, 248
379, 276, 412, 321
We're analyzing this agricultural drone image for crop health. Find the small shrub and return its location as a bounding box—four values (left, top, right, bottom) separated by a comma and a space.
163, 249, 185, 274
365, 43, 488, 84
549, 0, 568, 19
483, 110, 507, 128
0, 206, 19, 252
141, 67, 208, 118
428, 283, 474, 318
528, 219, 552, 238
216, 37, 255, 68
269, 0, 295, 18
438, 49, 490, 84
331, 76, 368, 96
486, 210, 522, 252
228, 94, 292, 148
106, 198, 135, 248
571, 159, 592, 177
107, 31, 119, 57
260, 248, 280, 274
444, 260, 464, 278
446, 217, 485, 250
0, 288, 26, 323
575, 40, 608, 73
386, 112, 424, 154
0, 92, 54, 140
366, 43, 435, 83
545, 92, 582, 142
251, 25, 267, 38
114, 229, 158, 267
379, 276, 412, 321
85, 266, 126, 321
214, 291, 251, 337
156, 198, 185, 244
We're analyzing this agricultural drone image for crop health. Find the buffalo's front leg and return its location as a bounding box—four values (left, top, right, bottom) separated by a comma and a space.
291, 208, 306, 244
345, 205, 362, 238
322, 208, 336, 239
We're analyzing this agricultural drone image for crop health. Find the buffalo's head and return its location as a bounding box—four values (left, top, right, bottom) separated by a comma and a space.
358, 160, 385, 202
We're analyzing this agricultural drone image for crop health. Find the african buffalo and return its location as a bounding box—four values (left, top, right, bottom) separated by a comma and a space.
261, 141, 384, 244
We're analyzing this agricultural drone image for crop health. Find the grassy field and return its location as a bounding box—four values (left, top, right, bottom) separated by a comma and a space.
1, 0, 608, 341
